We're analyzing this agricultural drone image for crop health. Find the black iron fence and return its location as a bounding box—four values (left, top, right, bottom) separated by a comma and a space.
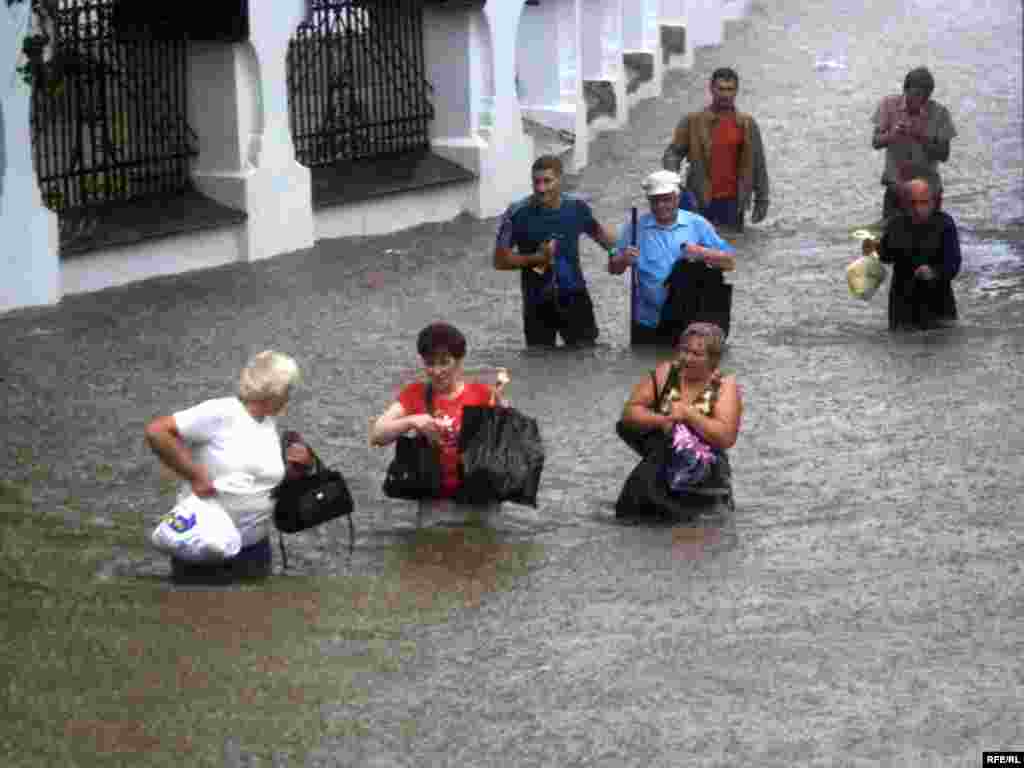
30, 0, 197, 214
287, 0, 435, 167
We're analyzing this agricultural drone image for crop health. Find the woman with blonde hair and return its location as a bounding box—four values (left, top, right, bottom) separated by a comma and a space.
145, 350, 312, 582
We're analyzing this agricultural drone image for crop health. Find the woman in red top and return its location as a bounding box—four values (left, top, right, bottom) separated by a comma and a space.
370, 323, 505, 499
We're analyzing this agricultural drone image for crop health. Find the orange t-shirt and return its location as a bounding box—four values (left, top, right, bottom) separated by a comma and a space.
397, 381, 495, 497
709, 113, 744, 200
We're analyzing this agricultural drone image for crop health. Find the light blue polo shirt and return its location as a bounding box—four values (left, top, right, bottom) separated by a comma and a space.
615, 209, 735, 328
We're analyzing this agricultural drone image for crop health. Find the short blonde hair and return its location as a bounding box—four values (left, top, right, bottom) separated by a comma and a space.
238, 350, 300, 401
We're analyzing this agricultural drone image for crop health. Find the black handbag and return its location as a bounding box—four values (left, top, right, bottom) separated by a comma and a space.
382, 383, 443, 500
272, 441, 354, 570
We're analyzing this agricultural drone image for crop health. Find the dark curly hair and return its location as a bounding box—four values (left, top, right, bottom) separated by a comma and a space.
416, 322, 467, 360
903, 67, 935, 99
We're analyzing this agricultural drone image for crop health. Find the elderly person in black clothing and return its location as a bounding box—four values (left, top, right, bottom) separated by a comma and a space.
864, 172, 961, 330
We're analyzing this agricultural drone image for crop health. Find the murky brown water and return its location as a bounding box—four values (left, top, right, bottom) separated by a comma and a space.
1, 0, 1021, 764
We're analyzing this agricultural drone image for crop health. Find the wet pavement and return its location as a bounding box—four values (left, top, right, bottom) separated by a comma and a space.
2, 0, 1023, 764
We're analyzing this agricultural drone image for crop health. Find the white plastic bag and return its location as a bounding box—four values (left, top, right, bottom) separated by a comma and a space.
151, 493, 242, 562
209, 473, 275, 548
847, 253, 888, 300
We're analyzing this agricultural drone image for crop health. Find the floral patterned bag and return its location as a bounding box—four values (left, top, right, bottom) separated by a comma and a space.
662, 378, 720, 493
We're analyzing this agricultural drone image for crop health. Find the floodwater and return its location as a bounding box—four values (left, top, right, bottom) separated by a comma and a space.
1, 0, 1022, 764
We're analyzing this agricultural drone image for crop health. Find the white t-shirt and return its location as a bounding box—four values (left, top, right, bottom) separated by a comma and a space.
173, 396, 285, 547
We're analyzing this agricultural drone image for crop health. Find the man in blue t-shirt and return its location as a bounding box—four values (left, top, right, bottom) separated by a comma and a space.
494, 155, 619, 347
609, 170, 736, 345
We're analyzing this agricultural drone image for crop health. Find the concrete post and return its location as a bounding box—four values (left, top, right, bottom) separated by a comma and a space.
190, 0, 315, 264
474, 3, 531, 216
0, 1, 60, 313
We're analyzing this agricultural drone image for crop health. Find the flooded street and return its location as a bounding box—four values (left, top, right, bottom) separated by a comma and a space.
2, 0, 1022, 764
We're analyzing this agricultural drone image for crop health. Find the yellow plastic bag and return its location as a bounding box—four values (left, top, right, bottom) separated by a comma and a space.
847, 253, 887, 300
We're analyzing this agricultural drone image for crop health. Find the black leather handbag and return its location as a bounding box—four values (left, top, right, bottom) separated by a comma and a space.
382, 383, 443, 500
272, 441, 354, 569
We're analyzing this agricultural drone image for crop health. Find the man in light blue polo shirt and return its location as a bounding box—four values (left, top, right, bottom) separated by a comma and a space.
610, 170, 736, 345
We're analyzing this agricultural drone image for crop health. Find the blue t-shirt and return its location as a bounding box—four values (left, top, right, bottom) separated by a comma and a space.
496, 194, 600, 306
615, 209, 735, 327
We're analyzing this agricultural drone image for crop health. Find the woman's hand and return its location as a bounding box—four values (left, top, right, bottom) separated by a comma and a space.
190, 464, 216, 498
410, 414, 444, 445
491, 368, 511, 406
665, 400, 694, 430
286, 443, 314, 466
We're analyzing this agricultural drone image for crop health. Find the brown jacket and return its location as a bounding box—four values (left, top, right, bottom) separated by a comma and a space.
662, 109, 770, 211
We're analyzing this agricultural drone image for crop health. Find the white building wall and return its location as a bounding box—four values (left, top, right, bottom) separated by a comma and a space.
1, 0, 746, 311
1, 1, 60, 313
685, 0, 725, 50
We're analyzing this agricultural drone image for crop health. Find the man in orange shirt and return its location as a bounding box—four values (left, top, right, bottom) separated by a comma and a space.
662, 68, 770, 233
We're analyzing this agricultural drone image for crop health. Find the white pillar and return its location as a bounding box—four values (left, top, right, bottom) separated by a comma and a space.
643, 0, 660, 50
659, 0, 692, 70
517, 1, 561, 110
721, 0, 749, 23
581, 0, 626, 133
558, 0, 588, 170
623, 0, 663, 106
423, 5, 484, 176
475, 2, 532, 215
191, 0, 314, 264
685, 0, 724, 50
0, 2, 60, 313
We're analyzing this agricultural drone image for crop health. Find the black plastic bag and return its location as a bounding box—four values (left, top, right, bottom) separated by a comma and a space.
457, 406, 545, 507
658, 259, 733, 340
615, 434, 732, 522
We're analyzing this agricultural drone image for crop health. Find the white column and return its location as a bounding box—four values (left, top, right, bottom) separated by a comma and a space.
580, 0, 626, 132
643, 0, 660, 49
472, 3, 531, 216
623, 0, 663, 106
721, 0, 749, 23
564, 0, 588, 169
685, 0, 724, 50
516, 1, 561, 110
423, 5, 485, 177
0, 2, 60, 312
659, 0, 692, 70
192, 0, 315, 263
600, 0, 624, 80
558, 0, 580, 105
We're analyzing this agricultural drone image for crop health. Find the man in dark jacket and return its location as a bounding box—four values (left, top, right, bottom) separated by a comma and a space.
869, 173, 961, 330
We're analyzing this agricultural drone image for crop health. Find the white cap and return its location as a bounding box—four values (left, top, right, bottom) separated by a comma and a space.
642, 170, 682, 197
